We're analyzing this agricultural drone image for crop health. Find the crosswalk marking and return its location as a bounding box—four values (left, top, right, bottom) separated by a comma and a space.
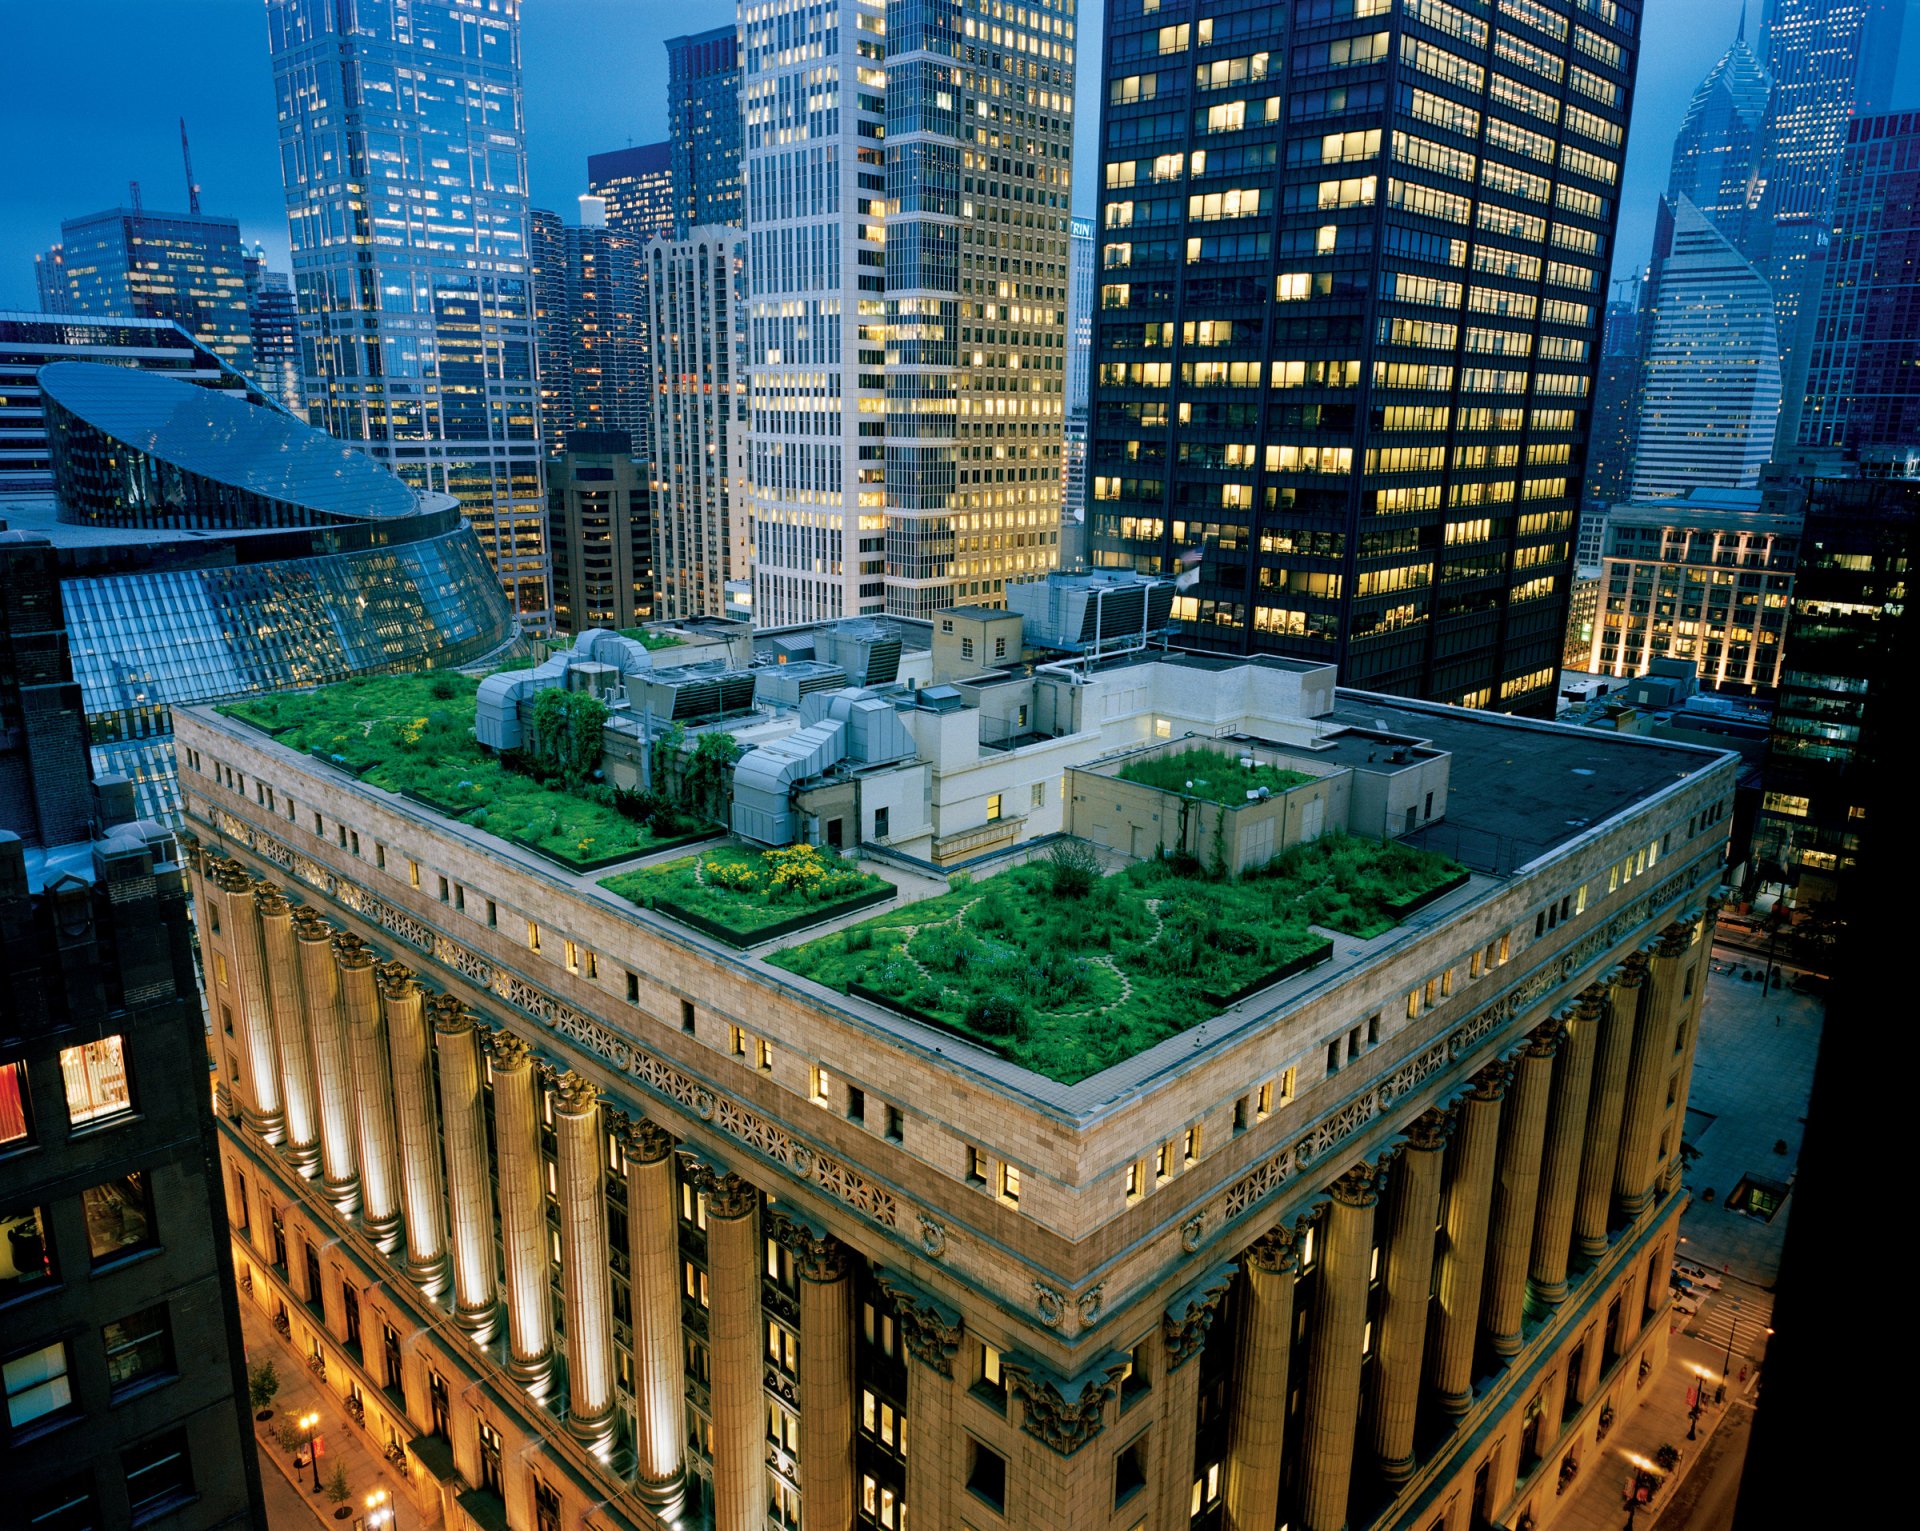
1683, 1290, 1773, 1366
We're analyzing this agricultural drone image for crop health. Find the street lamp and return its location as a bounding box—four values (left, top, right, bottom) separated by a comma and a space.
1686, 1365, 1709, 1439
299, 1410, 322, 1494
1722, 1296, 1741, 1379
360, 1487, 391, 1531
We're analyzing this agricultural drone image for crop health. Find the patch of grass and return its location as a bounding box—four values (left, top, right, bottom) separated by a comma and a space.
1116, 747, 1316, 805
218, 672, 703, 871
617, 628, 687, 651
768, 833, 1462, 1083
602, 844, 893, 940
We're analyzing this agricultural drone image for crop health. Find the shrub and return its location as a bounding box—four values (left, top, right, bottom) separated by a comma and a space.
247, 1359, 280, 1411
326, 1462, 351, 1503
429, 674, 458, 700
844, 925, 874, 952
1046, 838, 1103, 898
529, 687, 609, 787
965, 988, 1028, 1037
276, 1419, 306, 1454
910, 923, 977, 974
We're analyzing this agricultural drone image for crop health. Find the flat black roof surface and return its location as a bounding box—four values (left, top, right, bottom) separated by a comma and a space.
1330, 692, 1729, 873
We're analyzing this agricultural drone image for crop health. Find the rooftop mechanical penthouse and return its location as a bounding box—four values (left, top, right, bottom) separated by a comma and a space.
175, 594, 1735, 1531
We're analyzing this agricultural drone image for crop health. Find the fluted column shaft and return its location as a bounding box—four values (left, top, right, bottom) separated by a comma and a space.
432, 999, 498, 1333
706, 1173, 764, 1531
256, 888, 319, 1168
1367, 1117, 1447, 1485
1531, 996, 1601, 1304
1300, 1168, 1378, 1531
1484, 1033, 1556, 1356
335, 934, 400, 1242
555, 1075, 616, 1444
380, 964, 448, 1287
1575, 961, 1643, 1255
788, 1225, 855, 1531
1223, 1226, 1299, 1531
887, 1282, 961, 1531
1430, 1067, 1504, 1414
217, 866, 284, 1141
625, 1124, 687, 1503
1617, 933, 1686, 1217
491, 1036, 554, 1387
294, 911, 359, 1208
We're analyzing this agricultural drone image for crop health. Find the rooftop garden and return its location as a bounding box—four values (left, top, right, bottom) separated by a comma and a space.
218, 671, 709, 872
1116, 747, 1316, 805
768, 833, 1464, 1083
602, 843, 895, 947
617, 628, 687, 651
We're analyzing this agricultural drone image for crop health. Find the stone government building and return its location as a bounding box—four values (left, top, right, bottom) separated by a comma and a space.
174, 653, 1733, 1531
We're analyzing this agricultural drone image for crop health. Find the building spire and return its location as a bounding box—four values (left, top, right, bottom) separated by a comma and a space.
1737, 1, 1746, 44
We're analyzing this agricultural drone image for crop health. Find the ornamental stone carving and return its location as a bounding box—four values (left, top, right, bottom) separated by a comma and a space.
291, 906, 332, 942
1657, 922, 1694, 958
1243, 1222, 1301, 1275
1329, 1161, 1380, 1208
1181, 1214, 1205, 1253
1034, 1283, 1066, 1328
703, 1171, 759, 1221
254, 881, 289, 916
554, 1071, 599, 1118
622, 1118, 676, 1164
918, 1215, 948, 1258
1404, 1106, 1454, 1152
1007, 1358, 1128, 1457
375, 959, 415, 999
426, 992, 472, 1035
874, 1271, 963, 1377
1162, 1264, 1236, 1370
210, 857, 252, 894
1469, 1058, 1513, 1101
491, 1032, 533, 1071
1076, 1284, 1106, 1328
1527, 1022, 1567, 1059
766, 1208, 849, 1283
332, 931, 374, 970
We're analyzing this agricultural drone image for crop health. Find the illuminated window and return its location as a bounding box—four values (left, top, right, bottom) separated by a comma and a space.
60, 1037, 132, 1126
810, 1067, 832, 1108
3, 1341, 73, 1428
0, 1062, 29, 1146
999, 1162, 1021, 1206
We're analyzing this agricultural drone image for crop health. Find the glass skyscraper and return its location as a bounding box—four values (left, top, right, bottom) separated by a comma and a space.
266, 0, 550, 629
1663, 11, 1770, 247
532, 204, 650, 458
587, 141, 677, 244
39, 206, 255, 372
243, 244, 304, 416
668, 26, 745, 236
1087, 0, 1639, 713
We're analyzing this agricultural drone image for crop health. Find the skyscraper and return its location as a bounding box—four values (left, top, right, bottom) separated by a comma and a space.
1087, 0, 1638, 713
649, 230, 750, 620
1063, 216, 1095, 527
242, 245, 302, 416
547, 429, 654, 636
587, 142, 676, 245
883, 0, 1072, 618
1576, 283, 1641, 567
530, 208, 573, 452
40, 206, 254, 372
740, 0, 886, 627
267, 0, 550, 629
1629, 198, 1781, 500
1663, 11, 1771, 246
667, 27, 745, 236
532, 203, 650, 459
1796, 112, 1920, 454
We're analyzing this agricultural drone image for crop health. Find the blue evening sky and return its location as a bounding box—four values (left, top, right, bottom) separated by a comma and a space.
0, 1, 1912, 313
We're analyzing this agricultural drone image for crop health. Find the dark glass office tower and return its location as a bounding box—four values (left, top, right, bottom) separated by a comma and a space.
587, 142, 676, 245
1796, 112, 1920, 455
1087, 0, 1640, 713
667, 27, 745, 235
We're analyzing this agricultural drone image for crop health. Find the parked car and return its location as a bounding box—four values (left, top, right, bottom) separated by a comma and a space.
1674, 1259, 1723, 1291
1671, 1287, 1704, 1316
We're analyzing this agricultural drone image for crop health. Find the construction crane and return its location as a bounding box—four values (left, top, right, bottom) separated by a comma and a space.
129, 179, 142, 214
180, 118, 201, 214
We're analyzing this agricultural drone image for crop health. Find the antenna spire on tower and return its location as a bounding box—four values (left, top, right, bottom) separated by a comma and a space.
180, 117, 202, 214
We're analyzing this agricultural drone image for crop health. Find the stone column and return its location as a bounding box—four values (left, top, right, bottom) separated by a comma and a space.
1300, 1165, 1378, 1531
255, 884, 319, 1171
704, 1171, 764, 1531
334, 932, 400, 1245
1483, 1029, 1556, 1357
490, 1033, 554, 1390
430, 996, 498, 1335
1367, 1112, 1448, 1486
772, 1212, 855, 1531
880, 1275, 963, 1531
379, 962, 448, 1289
293, 909, 359, 1209
1575, 962, 1643, 1256
623, 1121, 686, 1505
555, 1073, 616, 1447
1430, 1062, 1506, 1416
1531, 993, 1601, 1306
1222, 1224, 1300, 1531
1616, 933, 1685, 1218
215, 861, 284, 1141
1159, 1270, 1233, 1530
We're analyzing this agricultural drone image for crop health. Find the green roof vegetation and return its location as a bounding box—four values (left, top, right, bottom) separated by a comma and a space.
768, 834, 1463, 1084
218, 671, 706, 873
1116, 747, 1316, 805
602, 844, 895, 946
617, 628, 688, 651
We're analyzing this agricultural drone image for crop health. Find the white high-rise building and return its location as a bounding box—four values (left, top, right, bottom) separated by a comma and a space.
741, 0, 887, 627
649, 230, 751, 620
1629, 199, 1782, 501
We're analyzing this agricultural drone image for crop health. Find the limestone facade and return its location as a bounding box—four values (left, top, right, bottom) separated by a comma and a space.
178, 702, 1732, 1531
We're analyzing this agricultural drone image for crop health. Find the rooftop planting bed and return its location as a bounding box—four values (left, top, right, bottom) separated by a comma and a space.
602, 844, 895, 947
1115, 747, 1315, 804
616, 628, 687, 651
769, 833, 1464, 1083
218, 672, 708, 872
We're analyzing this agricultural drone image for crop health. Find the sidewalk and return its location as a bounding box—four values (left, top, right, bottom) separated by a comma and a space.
239, 1296, 425, 1531
1547, 1326, 1751, 1531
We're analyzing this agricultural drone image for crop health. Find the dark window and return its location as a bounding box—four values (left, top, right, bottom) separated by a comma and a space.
534, 1481, 562, 1531
342, 1285, 361, 1351
23, 1473, 96, 1531
383, 1325, 403, 1395
874, 806, 890, 839
827, 817, 844, 848
103, 1304, 175, 1397
83, 1171, 156, 1265
429, 1371, 450, 1438
966, 1439, 1007, 1511
680, 999, 695, 1033
626, 972, 640, 1004
1114, 1435, 1148, 1505
122, 1428, 194, 1522
847, 1086, 866, 1123
885, 1106, 904, 1142
268, 1206, 287, 1272
478, 1419, 504, 1493
304, 1244, 324, 1311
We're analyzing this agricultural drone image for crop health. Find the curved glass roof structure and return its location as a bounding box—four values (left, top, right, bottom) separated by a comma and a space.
41, 361, 426, 527
5, 362, 517, 823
